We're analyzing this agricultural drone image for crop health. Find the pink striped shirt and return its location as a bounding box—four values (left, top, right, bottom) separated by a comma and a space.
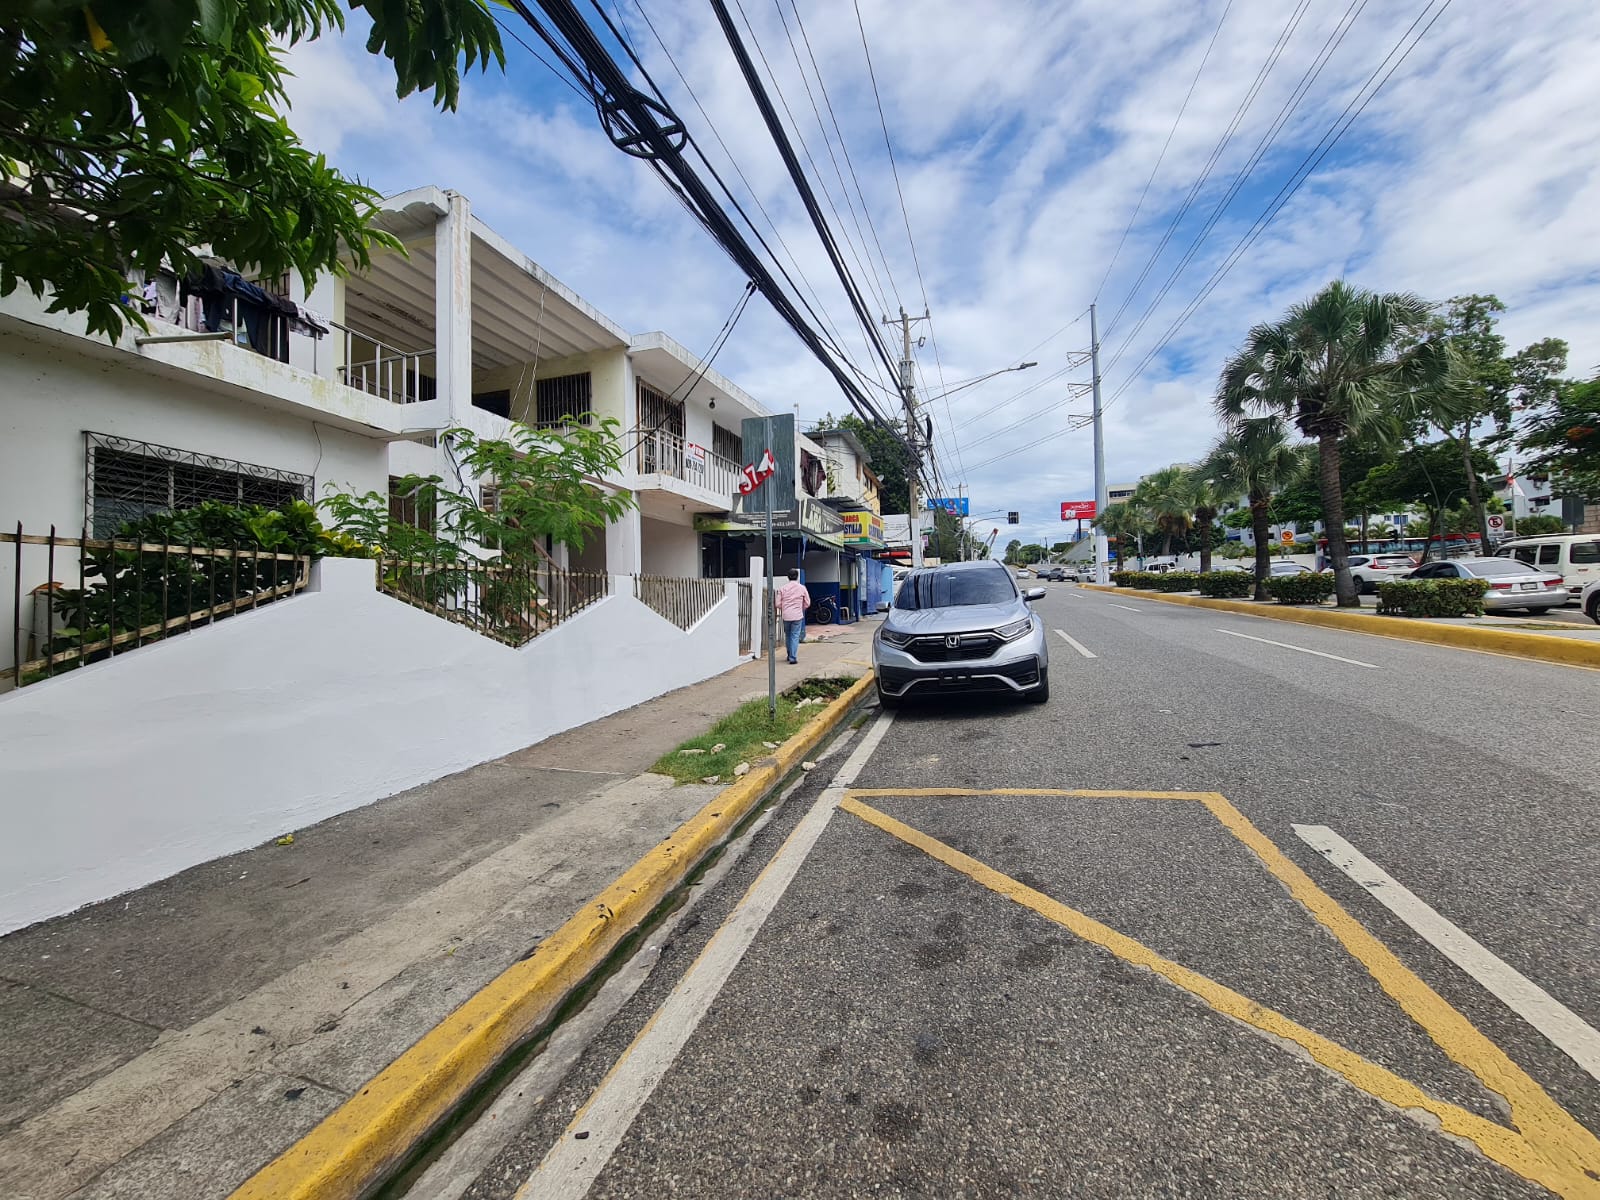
775, 580, 811, 622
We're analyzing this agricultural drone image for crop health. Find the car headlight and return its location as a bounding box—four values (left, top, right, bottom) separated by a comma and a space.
880, 628, 915, 646
995, 617, 1033, 641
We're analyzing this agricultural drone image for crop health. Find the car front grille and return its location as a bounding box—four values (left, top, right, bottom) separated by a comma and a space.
902, 632, 1004, 662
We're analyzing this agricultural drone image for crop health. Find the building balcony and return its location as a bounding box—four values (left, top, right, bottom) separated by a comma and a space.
631, 428, 743, 513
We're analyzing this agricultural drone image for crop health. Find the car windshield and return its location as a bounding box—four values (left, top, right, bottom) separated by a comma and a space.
1464, 559, 1540, 578
895, 568, 1017, 610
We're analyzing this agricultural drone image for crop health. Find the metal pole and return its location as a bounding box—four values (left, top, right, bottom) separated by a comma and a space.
899, 308, 924, 569
1090, 303, 1109, 585
764, 416, 776, 719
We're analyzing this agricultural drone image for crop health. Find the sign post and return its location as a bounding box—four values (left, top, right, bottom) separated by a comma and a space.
742, 414, 796, 719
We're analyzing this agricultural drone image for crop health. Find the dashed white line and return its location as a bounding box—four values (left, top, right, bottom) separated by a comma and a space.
1107, 603, 1142, 612
517, 712, 897, 1200
1215, 627, 1380, 669
1295, 825, 1600, 1085
1053, 629, 1097, 659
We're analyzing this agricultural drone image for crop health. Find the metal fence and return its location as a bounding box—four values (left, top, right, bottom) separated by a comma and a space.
4, 525, 311, 688
633, 574, 727, 631
375, 557, 610, 647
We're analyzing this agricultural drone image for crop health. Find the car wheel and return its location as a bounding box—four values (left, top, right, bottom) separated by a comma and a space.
1026, 669, 1050, 704
875, 682, 899, 710
1588, 598, 1600, 626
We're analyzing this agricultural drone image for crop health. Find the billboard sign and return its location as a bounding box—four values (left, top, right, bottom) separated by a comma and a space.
925, 496, 969, 516
840, 510, 885, 545
1060, 500, 1097, 521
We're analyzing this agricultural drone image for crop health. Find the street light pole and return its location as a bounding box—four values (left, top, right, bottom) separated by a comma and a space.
1090, 302, 1109, 586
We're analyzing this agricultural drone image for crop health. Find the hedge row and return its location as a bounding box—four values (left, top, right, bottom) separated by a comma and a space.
1264, 573, 1336, 605
1197, 571, 1254, 598
1375, 578, 1489, 618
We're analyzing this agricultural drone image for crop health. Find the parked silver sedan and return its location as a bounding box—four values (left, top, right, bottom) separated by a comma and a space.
1406, 556, 1568, 612
873, 561, 1050, 706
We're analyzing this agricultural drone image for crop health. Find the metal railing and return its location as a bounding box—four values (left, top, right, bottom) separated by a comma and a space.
339, 325, 437, 405
375, 557, 610, 647
633, 574, 727, 631
4, 525, 311, 689
634, 428, 742, 499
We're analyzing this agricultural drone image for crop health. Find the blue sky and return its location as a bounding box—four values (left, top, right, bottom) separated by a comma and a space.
283, 0, 1600, 550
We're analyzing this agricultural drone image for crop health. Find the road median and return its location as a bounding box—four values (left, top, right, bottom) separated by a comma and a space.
228, 672, 875, 1200
1081, 585, 1600, 670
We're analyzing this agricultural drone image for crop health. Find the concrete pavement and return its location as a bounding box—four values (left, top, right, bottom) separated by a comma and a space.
444, 587, 1600, 1199
0, 618, 875, 1200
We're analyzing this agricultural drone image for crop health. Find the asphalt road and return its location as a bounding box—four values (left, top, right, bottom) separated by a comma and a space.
444, 587, 1600, 1200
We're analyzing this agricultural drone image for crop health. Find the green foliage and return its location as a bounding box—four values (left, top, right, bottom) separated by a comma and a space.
1150, 571, 1200, 592
650, 676, 855, 784
1110, 571, 1156, 589
1197, 571, 1253, 598
1376, 578, 1488, 618
1221, 509, 1254, 530
1264, 573, 1335, 605
1, 0, 503, 341
1510, 514, 1567, 536
1520, 376, 1600, 502
37, 499, 337, 681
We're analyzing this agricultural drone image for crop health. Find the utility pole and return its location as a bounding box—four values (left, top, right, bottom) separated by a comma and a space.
885, 306, 930, 568
1090, 302, 1109, 586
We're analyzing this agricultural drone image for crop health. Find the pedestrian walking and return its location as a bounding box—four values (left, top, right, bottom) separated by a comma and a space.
775, 569, 811, 664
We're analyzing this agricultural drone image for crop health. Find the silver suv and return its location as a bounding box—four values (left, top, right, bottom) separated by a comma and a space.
872, 561, 1050, 707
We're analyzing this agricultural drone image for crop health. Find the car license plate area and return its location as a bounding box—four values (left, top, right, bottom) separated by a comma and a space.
938, 670, 968, 686
1519, 582, 1538, 591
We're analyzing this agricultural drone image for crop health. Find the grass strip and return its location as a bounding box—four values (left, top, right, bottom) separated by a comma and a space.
651, 676, 855, 784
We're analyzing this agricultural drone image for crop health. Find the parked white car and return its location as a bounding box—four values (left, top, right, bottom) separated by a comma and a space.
1582, 578, 1600, 625
1347, 552, 1418, 595
1496, 534, 1600, 602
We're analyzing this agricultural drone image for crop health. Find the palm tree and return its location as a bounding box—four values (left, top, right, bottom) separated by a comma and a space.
1094, 500, 1152, 570
1132, 465, 1194, 557
1216, 280, 1448, 606
1187, 466, 1225, 573
1204, 417, 1310, 600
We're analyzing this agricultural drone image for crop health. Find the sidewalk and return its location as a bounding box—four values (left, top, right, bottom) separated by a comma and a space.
0, 618, 876, 1200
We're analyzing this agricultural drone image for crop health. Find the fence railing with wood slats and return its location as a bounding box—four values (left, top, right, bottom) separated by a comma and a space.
633, 574, 728, 631
4, 525, 311, 688
376, 557, 610, 647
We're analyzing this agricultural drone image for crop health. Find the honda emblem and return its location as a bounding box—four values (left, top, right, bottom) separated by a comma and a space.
945, 635, 961, 649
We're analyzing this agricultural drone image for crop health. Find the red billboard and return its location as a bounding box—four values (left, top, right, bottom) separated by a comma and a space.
1060, 500, 1097, 520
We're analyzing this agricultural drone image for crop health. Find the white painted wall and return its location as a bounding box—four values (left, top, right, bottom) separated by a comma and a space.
0, 558, 741, 935
639, 517, 701, 577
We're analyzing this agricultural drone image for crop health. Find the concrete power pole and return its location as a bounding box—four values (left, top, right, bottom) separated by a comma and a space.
886, 307, 929, 568
1090, 302, 1110, 586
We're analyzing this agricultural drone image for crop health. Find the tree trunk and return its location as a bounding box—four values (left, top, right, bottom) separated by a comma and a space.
1198, 515, 1213, 573
1162, 530, 1173, 557
1250, 492, 1272, 601
1318, 432, 1357, 606
1460, 421, 1489, 550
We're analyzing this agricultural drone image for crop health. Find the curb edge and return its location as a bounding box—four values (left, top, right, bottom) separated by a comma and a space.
229, 671, 877, 1200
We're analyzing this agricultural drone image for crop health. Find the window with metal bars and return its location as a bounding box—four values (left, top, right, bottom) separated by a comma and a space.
712, 423, 742, 465
534, 372, 593, 426
86, 433, 312, 537
389, 475, 436, 533
635, 379, 685, 439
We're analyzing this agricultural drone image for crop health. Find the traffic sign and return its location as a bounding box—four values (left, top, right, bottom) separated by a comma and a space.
1060, 500, 1097, 520
1280, 530, 1295, 545
1487, 514, 1506, 534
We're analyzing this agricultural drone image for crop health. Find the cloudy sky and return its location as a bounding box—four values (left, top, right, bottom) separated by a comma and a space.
283, 0, 1600, 550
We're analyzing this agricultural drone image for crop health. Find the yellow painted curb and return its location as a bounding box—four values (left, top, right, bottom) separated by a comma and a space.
1082, 585, 1600, 670
229, 671, 876, 1200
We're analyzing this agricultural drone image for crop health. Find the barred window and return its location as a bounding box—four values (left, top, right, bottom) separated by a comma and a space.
86, 433, 311, 537
712, 423, 742, 464
534, 372, 593, 426
635, 378, 685, 439
389, 476, 436, 532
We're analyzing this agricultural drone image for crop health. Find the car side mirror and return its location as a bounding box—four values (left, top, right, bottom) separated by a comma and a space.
1024, 587, 1047, 601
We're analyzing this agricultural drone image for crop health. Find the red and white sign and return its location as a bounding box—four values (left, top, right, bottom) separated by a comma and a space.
1060, 500, 1097, 521
738, 448, 778, 495
1487, 513, 1506, 533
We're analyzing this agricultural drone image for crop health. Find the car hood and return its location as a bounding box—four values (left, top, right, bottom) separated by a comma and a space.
883, 601, 1028, 636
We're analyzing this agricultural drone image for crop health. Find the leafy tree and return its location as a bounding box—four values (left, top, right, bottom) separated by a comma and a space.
1094, 500, 1153, 567
1358, 438, 1498, 558
1132, 465, 1194, 556
1003, 538, 1022, 564
1204, 417, 1309, 599
1509, 513, 1567, 536
811, 413, 912, 513
1, 0, 503, 340
1519, 376, 1600, 502
1218, 280, 1448, 606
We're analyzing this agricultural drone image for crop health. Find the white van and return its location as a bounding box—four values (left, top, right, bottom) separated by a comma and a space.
1495, 534, 1600, 600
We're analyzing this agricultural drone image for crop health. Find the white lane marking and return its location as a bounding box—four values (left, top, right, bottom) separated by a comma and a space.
1108, 603, 1142, 612
1295, 824, 1600, 1085
1053, 629, 1097, 659
518, 712, 898, 1200
1215, 627, 1380, 669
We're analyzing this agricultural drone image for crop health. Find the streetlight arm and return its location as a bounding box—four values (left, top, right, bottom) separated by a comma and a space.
926, 361, 1038, 402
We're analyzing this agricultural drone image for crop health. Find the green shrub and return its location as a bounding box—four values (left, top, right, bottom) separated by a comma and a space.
1197, 571, 1253, 598
1151, 571, 1200, 592
1264, 573, 1335, 604
1375, 578, 1489, 618
1111, 571, 1158, 589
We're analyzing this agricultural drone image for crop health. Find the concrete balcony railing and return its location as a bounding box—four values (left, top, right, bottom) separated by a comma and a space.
635, 428, 742, 500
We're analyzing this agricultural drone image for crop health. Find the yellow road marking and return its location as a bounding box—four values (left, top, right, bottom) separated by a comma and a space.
845, 787, 1216, 800
839, 794, 1600, 1199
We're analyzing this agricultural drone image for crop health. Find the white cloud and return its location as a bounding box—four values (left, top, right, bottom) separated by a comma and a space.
278, 0, 1600, 524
